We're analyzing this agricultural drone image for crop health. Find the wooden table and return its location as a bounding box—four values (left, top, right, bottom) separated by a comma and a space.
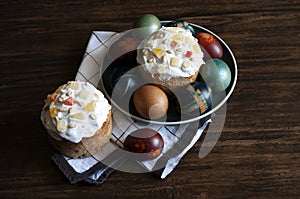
1, 0, 299, 198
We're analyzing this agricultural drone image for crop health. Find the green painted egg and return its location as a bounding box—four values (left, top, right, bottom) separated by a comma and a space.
133, 14, 161, 40
200, 59, 231, 92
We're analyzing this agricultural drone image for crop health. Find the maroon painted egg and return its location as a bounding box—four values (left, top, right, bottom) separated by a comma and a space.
196, 32, 223, 59
124, 128, 164, 160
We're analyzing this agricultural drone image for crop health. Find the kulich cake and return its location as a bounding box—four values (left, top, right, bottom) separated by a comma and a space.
41, 81, 112, 158
136, 27, 205, 89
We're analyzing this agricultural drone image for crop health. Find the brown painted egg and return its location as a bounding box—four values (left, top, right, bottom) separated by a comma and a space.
124, 128, 164, 160
133, 85, 168, 120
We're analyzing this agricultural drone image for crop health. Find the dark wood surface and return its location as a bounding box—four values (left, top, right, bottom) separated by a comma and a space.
1, 0, 299, 198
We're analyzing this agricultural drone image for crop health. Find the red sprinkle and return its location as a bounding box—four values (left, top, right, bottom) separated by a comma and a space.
185, 51, 192, 58
62, 97, 74, 106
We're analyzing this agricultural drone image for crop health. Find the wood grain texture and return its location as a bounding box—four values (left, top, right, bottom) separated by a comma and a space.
0, 0, 299, 198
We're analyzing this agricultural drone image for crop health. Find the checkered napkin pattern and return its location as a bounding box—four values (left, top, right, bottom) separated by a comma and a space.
51, 31, 211, 184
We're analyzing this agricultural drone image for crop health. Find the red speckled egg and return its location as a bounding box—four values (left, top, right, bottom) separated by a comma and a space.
124, 128, 164, 160
133, 85, 169, 120
196, 32, 223, 59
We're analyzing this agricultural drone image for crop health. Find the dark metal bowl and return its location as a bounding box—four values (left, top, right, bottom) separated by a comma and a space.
100, 21, 238, 125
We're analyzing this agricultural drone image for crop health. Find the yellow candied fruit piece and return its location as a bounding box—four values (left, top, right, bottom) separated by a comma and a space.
50, 107, 59, 117
182, 61, 191, 68
152, 48, 164, 59
70, 112, 85, 120
145, 42, 153, 48
157, 66, 165, 74
55, 85, 65, 94
57, 119, 67, 131
193, 44, 200, 54
84, 100, 97, 112
172, 34, 181, 41
184, 37, 192, 44
79, 89, 89, 100
170, 57, 180, 66
69, 81, 79, 90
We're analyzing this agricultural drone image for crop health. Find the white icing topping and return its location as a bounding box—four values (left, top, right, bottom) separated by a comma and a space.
137, 27, 205, 80
41, 81, 111, 143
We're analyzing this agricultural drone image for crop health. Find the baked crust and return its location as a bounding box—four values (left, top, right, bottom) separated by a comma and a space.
151, 71, 198, 88
48, 110, 112, 159
140, 66, 198, 93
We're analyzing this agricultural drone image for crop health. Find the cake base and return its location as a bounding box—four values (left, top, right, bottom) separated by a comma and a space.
139, 66, 198, 95
48, 111, 112, 159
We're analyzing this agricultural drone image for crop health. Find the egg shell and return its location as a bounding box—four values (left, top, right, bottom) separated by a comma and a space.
133, 14, 161, 40
123, 128, 164, 160
175, 82, 212, 116
133, 85, 169, 120
187, 82, 212, 114
200, 58, 231, 92
196, 32, 223, 59
165, 20, 195, 35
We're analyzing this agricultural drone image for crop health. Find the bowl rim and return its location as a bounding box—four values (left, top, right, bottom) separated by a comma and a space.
100, 21, 238, 125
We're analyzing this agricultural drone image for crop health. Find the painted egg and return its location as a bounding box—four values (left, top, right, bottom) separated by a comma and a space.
165, 20, 195, 35
124, 128, 164, 160
196, 32, 223, 59
175, 82, 212, 116
108, 37, 140, 61
133, 14, 161, 40
200, 58, 231, 92
133, 85, 168, 120
200, 46, 212, 61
